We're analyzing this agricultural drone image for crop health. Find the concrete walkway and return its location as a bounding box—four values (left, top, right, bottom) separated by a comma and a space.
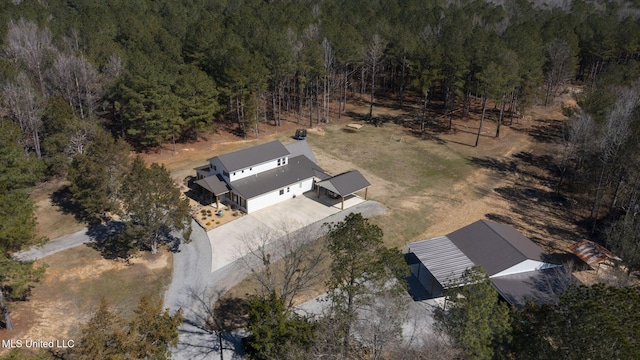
14, 228, 91, 262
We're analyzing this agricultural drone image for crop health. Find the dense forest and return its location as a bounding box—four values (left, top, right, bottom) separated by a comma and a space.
3, 0, 640, 358
2, 0, 640, 154
0, 0, 638, 252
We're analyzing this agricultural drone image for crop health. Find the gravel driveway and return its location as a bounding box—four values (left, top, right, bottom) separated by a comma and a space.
166, 199, 386, 360
16, 198, 386, 360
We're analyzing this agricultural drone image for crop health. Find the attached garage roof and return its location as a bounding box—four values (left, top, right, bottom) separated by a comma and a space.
446, 220, 546, 276
230, 155, 325, 199
211, 140, 290, 172
195, 174, 230, 196
408, 236, 475, 288
316, 170, 370, 196
285, 140, 318, 164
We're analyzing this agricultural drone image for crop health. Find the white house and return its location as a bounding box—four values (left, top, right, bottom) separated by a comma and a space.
407, 220, 572, 307
195, 140, 369, 213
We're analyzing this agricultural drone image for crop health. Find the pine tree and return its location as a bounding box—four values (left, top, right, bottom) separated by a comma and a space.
67, 129, 131, 222
127, 295, 183, 360
120, 157, 191, 254
244, 292, 315, 360
324, 213, 408, 359
434, 266, 512, 360
0, 188, 45, 330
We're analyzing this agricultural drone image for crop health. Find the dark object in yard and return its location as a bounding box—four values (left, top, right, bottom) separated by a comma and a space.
217, 210, 223, 217
294, 128, 307, 140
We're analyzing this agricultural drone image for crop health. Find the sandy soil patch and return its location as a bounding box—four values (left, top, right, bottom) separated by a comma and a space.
0, 248, 172, 354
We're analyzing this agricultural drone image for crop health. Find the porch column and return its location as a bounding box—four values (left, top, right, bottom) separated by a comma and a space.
317, 186, 321, 198
365, 187, 368, 200
341, 196, 344, 210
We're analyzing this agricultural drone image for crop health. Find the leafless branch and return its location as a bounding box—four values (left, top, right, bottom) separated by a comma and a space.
236, 221, 327, 309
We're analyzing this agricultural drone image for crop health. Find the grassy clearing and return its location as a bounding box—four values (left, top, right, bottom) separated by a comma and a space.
4, 246, 172, 343
40, 246, 172, 313
225, 119, 487, 303
30, 179, 86, 240
307, 123, 473, 248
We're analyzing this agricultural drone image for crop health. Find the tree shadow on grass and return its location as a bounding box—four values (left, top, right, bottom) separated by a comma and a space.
469, 156, 518, 174
85, 221, 129, 260
485, 185, 580, 253
528, 118, 565, 144
50, 185, 92, 223
470, 153, 583, 252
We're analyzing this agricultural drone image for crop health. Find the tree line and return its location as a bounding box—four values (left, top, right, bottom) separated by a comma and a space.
2, 0, 640, 159
557, 64, 640, 275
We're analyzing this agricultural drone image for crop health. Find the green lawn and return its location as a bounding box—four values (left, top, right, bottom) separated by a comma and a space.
306, 123, 473, 247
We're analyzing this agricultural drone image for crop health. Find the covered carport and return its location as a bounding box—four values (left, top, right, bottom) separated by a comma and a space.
195, 174, 230, 209
407, 235, 475, 298
315, 170, 371, 210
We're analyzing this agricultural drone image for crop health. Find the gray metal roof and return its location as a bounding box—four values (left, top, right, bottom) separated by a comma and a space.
314, 169, 332, 181
316, 170, 370, 196
212, 141, 290, 172
230, 155, 325, 199
446, 220, 545, 276
407, 236, 475, 288
491, 267, 578, 307
195, 174, 230, 196
285, 140, 318, 164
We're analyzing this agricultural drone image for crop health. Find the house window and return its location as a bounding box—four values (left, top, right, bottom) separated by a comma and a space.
277, 159, 281, 166
242, 170, 244, 173
250, 167, 252, 171
223, 170, 229, 178
233, 172, 236, 176
283, 157, 287, 164
287, 187, 290, 193
279, 189, 284, 195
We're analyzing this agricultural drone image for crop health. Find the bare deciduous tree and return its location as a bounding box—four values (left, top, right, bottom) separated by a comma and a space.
3, 18, 54, 96
364, 35, 385, 121
557, 109, 597, 189
1, 73, 44, 157
544, 38, 573, 106
352, 290, 408, 360
322, 38, 334, 124
590, 84, 640, 227
104, 54, 123, 81
236, 222, 327, 309
50, 51, 102, 120
387, 334, 463, 360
